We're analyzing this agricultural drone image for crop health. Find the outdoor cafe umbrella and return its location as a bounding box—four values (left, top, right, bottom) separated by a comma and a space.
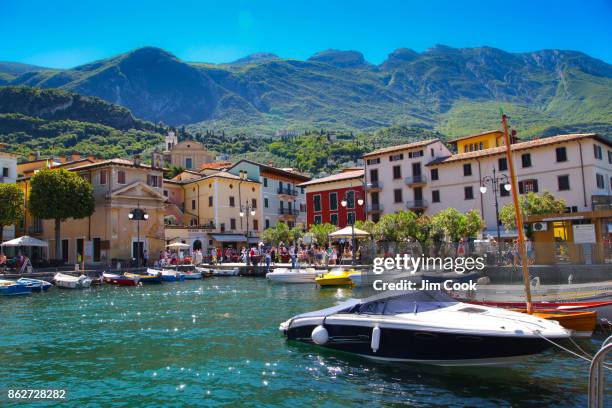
166, 242, 190, 249
1, 235, 49, 247
328, 226, 370, 239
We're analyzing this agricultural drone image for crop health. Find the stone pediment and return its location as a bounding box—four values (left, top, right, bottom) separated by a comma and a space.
109, 181, 164, 201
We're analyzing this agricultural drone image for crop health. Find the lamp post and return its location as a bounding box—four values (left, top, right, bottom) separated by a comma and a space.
340, 191, 364, 266
240, 203, 256, 265
128, 203, 149, 268
479, 168, 511, 261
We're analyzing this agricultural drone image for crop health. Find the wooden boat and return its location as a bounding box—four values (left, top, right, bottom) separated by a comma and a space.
315, 269, 355, 287
0, 279, 32, 295
102, 272, 140, 286
511, 309, 597, 338
16, 277, 53, 292
464, 299, 612, 325
124, 272, 162, 284
53, 273, 92, 289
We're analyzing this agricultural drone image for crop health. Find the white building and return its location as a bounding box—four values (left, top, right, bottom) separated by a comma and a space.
0, 146, 19, 241
227, 159, 311, 229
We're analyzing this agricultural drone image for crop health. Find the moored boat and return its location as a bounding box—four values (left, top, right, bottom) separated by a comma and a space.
16, 277, 53, 292
266, 268, 318, 283
0, 279, 32, 295
211, 268, 239, 276
280, 290, 571, 366
102, 272, 140, 286
148, 268, 185, 282
182, 270, 203, 280
315, 268, 355, 287
512, 309, 597, 338
124, 272, 162, 284
53, 273, 93, 289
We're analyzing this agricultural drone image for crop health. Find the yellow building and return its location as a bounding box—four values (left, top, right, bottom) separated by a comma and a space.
164, 171, 262, 252
162, 132, 215, 170
448, 130, 520, 153
17, 158, 166, 266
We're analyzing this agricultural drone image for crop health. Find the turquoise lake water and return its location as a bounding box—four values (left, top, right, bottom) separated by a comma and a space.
0, 277, 609, 407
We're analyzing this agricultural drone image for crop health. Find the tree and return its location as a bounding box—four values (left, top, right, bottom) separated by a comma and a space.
289, 223, 305, 243
499, 192, 566, 230
0, 183, 24, 242
431, 208, 484, 242
354, 220, 376, 236
372, 210, 418, 242
261, 222, 290, 245
464, 209, 486, 238
29, 168, 95, 261
308, 223, 336, 246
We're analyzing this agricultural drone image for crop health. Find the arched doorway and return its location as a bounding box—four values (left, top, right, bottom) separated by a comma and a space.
193, 240, 202, 251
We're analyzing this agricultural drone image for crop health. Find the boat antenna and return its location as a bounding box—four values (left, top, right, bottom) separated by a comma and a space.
501, 112, 533, 314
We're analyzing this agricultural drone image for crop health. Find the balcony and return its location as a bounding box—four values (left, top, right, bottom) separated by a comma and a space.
404, 175, 427, 186
406, 199, 429, 209
279, 208, 299, 216
367, 180, 383, 190
166, 219, 216, 230
277, 187, 298, 196
367, 203, 383, 212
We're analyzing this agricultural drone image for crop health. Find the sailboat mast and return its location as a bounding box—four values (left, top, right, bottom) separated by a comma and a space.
501, 113, 533, 314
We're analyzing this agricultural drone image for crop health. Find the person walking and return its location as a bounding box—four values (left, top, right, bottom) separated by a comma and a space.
289, 245, 297, 269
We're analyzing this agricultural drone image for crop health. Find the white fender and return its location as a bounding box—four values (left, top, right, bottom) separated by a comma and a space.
371, 326, 381, 352
311, 325, 329, 345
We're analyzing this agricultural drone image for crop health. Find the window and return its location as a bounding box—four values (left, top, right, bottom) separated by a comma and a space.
346, 190, 355, 209
329, 192, 338, 211
498, 157, 507, 171
230, 218, 236, 230
389, 153, 404, 162
148, 175, 161, 188
185, 158, 193, 169
100, 170, 107, 185
366, 158, 380, 165
264, 198, 269, 208
93, 238, 101, 262
314, 215, 322, 225
370, 168, 378, 182
594, 144, 603, 160
251, 198, 257, 208
430, 148, 434, 157
229, 196, 235, 207
300, 187, 304, 194
313, 195, 322, 212
521, 153, 532, 168
496, 183, 509, 197
463, 163, 472, 176
558, 175, 570, 191
394, 189, 403, 203
408, 150, 423, 158
596, 173, 605, 189
556, 147, 567, 162
392, 165, 401, 179
1, 167, 8, 177
608, 151, 612, 164
265, 219, 270, 229
253, 219, 258, 230
117, 170, 126, 184
263, 177, 268, 187
432, 190, 440, 203
518, 179, 539, 194
464, 186, 474, 200
191, 200, 196, 210
300, 203, 306, 212
430, 168, 439, 181
347, 212, 356, 225
208, 196, 213, 207
330, 213, 338, 225
220, 223, 225, 232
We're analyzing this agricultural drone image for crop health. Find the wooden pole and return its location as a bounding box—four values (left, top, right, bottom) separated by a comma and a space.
501, 113, 533, 313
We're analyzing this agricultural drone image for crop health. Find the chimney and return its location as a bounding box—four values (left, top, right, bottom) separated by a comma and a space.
134, 154, 141, 166
87, 154, 95, 162
72, 152, 81, 161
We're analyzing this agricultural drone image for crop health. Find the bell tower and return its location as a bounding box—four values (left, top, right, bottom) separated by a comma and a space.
165, 131, 178, 151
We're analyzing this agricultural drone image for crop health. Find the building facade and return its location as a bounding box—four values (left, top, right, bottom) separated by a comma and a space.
0, 146, 19, 241
227, 159, 310, 230
299, 169, 366, 228
162, 132, 215, 170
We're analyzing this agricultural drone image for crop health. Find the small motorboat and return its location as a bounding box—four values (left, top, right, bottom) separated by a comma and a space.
0, 279, 32, 296
211, 268, 239, 276
195, 267, 214, 278
53, 273, 93, 289
280, 290, 571, 366
266, 268, 318, 283
182, 270, 203, 280
124, 272, 162, 284
102, 272, 140, 286
511, 309, 597, 338
16, 277, 53, 292
148, 268, 185, 282
315, 268, 355, 287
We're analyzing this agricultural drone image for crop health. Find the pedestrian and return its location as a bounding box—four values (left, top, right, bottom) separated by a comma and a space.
289, 245, 297, 269
265, 249, 271, 273
210, 247, 217, 265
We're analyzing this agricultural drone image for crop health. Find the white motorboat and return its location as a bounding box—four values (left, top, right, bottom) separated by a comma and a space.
53, 273, 93, 289
147, 268, 185, 282
212, 268, 239, 276
280, 290, 570, 366
266, 268, 318, 283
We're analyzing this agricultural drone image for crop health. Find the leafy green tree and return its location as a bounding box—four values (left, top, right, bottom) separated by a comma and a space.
464, 209, 486, 238
499, 192, 566, 230
261, 222, 290, 245
308, 223, 336, 246
167, 165, 185, 179
29, 169, 95, 261
354, 220, 376, 236
372, 210, 419, 242
431, 208, 484, 242
289, 223, 305, 243
0, 183, 24, 242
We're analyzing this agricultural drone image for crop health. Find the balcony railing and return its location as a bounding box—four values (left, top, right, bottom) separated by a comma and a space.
166, 220, 216, 230
404, 175, 427, 185
279, 208, 299, 216
277, 187, 298, 196
367, 180, 383, 190
367, 203, 383, 212
406, 199, 429, 209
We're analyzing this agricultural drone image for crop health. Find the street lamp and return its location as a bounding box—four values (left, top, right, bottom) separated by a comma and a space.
480, 168, 511, 261
340, 191, 364, 266
240, 203, 256, 265
129, 204, 149, 268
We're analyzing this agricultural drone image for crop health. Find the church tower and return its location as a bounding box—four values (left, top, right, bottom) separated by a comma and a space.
165, 131, 178, 151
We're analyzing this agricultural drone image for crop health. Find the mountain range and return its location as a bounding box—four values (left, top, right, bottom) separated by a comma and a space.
1, 45, 611, 138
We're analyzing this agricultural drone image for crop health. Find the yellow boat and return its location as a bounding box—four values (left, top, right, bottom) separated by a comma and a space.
315, 269, 355, 287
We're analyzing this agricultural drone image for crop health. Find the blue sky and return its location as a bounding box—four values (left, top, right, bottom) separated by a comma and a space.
1, 0, 611, 68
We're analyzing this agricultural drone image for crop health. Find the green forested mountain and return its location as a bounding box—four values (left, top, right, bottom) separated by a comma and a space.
1, 45, 611, 138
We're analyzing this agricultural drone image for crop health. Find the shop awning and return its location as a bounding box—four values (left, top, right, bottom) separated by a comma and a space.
484, 229, 518, 238
212, 234, 247, 242
1, 235, 48, 247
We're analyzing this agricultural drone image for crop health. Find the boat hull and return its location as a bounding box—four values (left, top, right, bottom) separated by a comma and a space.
285, 324, 554, 366
102, 274, 139, 286
53, 274, 92, 289
0, 281, 32, 296
16, 278, 52, 292
266, 271, 318, 283
182, 273, 202, 280
517, 310, 597, 338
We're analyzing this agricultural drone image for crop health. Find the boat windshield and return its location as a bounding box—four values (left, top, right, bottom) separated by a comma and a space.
346, 290, 458, 315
